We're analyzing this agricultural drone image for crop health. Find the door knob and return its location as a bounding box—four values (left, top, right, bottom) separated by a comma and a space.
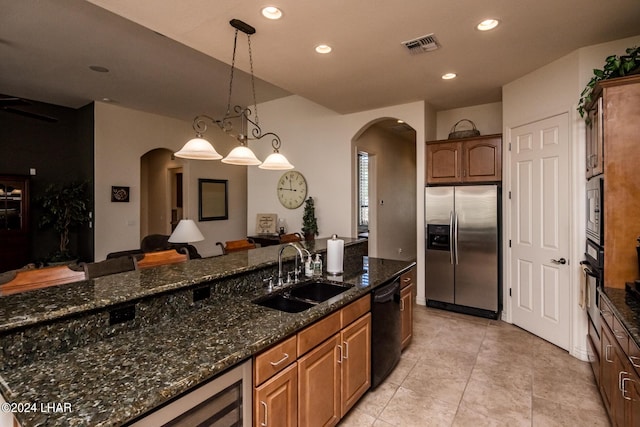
551, 258, 567, 265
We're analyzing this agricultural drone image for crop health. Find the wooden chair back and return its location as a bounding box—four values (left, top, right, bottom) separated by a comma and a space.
0, 265, 86, 296
279, 233, 303, 243
82, 256, 136, 279
134, 249, 189, 269
216, 238, 256, 254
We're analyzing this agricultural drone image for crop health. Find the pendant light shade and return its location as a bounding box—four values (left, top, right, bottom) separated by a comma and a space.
221, 145, 262, 165
177, 19, 294, 170
259, 152, 294, 170
175, 137, 222, 160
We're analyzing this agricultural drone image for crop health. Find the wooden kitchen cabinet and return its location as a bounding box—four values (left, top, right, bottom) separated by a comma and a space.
254, 335, 298, 427
425, 134, 502, 184
298, 334, 341, 427
253, 295, 371, 427
599, 294, 640, 427
400, 268, 415, 350
254, 362, 298, 427
588, 76, 640, 288
340, 313, 371, 416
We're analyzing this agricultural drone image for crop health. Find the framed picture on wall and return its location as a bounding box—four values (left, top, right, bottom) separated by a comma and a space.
111, 186, 130, 202
199, 179, 228, 221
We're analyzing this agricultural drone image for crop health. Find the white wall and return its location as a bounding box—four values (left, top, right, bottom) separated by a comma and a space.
502, 34, 640, 360
436, 102, 503, 140
246, 96, 427, 299
94, 102, 247, 260
247, 96, 425, 237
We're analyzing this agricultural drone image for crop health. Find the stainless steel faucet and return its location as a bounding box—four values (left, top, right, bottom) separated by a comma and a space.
277, 242, 310, 286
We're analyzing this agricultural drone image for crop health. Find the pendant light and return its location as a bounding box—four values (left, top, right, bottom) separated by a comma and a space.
175, 19, 294, 170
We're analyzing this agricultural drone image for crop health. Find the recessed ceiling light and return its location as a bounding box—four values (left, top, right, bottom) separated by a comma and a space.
477, 19, 499, 31
315, 44, 332, 54
442, 73, 457, 80
89, 65, 109, 73
261, 6, 282, 20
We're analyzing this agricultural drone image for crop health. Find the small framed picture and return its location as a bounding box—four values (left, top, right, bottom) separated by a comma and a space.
111, 186, 130, 202
255, 213, 277, 234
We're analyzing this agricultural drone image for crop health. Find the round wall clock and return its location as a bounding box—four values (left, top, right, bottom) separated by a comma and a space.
277, 171, 307, 209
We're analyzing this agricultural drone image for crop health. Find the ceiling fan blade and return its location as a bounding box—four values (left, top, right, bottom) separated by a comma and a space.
1, 107, 59, 123
0, 97, 30, 106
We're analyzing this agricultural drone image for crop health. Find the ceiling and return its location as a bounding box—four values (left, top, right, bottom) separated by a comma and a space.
1, 0, 639, 122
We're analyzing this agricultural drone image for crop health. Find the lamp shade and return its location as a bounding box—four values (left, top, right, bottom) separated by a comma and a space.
168, 219, 205, 243
259, 152, 294, 170
221, 145, 262, 165
175, 137, 223, 160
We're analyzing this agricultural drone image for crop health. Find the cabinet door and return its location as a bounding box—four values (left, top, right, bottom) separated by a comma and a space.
298, 335, 340, 427
340, 313, 371, 417
601, 321, 616, 411
426, 142, 461, 184
462, 137, 502, 182
586, 96, 604, 177
624, 368, 640, 427
254, 362, 298, 427
401, 283, 414, 350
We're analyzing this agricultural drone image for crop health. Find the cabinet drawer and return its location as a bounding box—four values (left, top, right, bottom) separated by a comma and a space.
629, 337, 640, 375
254, 335, 297, 386
341, 295, 370, 328
611, 314, 629, 355
400, 269, 415, 290
599, 297, 614, 330
298, 311, 341, 356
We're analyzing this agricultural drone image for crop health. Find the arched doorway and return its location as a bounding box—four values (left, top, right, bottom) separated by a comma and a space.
140, 148, 184, 238
352, 118, 417, 260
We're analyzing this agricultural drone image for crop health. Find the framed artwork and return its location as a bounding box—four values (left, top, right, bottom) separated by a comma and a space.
199, 179, 228, 221
255, 213, 277, 234
111, 186, 130, 202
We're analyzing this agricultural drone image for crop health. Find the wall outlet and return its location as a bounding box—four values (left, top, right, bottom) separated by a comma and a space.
398, 248, 403, 254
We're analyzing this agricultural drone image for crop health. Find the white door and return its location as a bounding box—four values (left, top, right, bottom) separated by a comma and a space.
509, 113, 570, 350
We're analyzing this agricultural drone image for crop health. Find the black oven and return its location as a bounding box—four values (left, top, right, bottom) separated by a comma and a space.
581, 256, 602, 340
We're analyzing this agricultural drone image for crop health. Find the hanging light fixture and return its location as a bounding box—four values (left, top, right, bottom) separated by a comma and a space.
175, 19, 294, 170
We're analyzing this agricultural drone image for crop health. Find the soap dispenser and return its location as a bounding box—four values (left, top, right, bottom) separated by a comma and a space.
313, 254, 322, 277
305, 255, 314, 278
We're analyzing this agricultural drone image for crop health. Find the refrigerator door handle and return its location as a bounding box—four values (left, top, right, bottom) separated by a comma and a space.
449, 211, 455, 265
454, 212, 459, 265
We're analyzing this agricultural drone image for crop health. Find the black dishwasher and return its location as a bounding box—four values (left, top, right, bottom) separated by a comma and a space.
370, 276, 401, 388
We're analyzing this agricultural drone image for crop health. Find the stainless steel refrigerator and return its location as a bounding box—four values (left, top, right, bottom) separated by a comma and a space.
425, 185, 500, 319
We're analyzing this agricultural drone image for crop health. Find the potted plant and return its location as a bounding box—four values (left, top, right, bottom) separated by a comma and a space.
38, 181, 90, 263
301, 196, 319, 241
578, 46, 640, 120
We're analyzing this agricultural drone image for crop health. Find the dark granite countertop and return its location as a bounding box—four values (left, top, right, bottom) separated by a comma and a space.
601, 286, 640, 347
0, 238, 362, 334
0, 243, 414, 427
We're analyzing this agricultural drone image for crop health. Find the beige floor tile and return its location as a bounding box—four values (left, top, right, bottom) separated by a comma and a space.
339, 407, 377, 427
385, 355, 417, 385
378, 386, 458, 427
355, 381, 399, 418
453, 400, 531, 427
342, 305, 608, 426
532, 396, 610, 427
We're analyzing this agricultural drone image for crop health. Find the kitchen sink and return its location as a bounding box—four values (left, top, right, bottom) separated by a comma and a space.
253, 294, 315, 313
253, 281, 352, 313
289, 281, 351, 303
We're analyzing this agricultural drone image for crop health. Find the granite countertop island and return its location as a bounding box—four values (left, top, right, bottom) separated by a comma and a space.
0, 238, 415, 426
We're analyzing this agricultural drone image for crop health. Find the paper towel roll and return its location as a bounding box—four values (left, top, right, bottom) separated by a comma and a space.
327, 235, 344, 275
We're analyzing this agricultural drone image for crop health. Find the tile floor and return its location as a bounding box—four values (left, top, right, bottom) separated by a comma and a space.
339, 305, 611, 427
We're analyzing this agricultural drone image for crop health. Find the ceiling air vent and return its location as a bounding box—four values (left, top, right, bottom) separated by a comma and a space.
401, 33, 440, 54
